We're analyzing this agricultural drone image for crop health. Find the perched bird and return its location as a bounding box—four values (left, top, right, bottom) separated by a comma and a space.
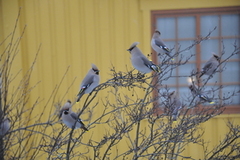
169, 91, 182, 121
151, 29, 172, 58
77, 64, 100, 102
60, 100, 88, 131
127, 42, 161, 74
199, 54, 220, 78
0, 117, 10, 136
189, 84, 214, 104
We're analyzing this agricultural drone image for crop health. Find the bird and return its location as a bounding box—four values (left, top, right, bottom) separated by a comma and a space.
60, 100, 88, 131
77, 64, 100, 102
168, 91, 182, 121
151, 29, 172, 58
127, 42, 161, 74
188, 84, 214, 104
0, 117, 10, 136
199, 54, 220, 78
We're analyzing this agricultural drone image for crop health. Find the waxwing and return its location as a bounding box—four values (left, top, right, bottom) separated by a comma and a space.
169, 91, 182, 121
189, 84, 214, 104
199, 54, 220, 78
77, 64, 100, 102
60, 100, 88, 131
151, 29, 171, 58
0, 117, 10, 136
127, 42, 161, 74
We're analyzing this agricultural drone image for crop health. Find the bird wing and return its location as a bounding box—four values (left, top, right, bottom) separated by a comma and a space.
70, 112, 79, 120
171, 98, 182, 121
140, 57, 160, 72
77, 74, 95, 102
70, 112, 87, 127
70, 112, 84, 123
154, 39, 170, 53
202, 61, 213, 71
173, 98, 182, 112
198, 94, 212, 103
140, 56, 152, 67
79, 75, 94, 93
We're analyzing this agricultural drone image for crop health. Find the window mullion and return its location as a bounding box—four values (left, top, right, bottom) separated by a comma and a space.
196, 15, 201, 80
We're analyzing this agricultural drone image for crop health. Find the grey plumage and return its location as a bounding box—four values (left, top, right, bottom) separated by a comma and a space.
151, 29, 171, 58
199, 54, 220, 78
127, 42, 161, 74
0, 117, 10, 136
77, 64, 100, 102
169, 91, 182, 121
189, 84, 214, 104
60, 100, 88, 131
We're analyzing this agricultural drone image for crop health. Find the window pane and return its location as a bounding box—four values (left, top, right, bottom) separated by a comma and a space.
161, 66, 177, 84
195, 86, 218, 107
178, 63, 196, 85
157, 17, 175, 39
221, 39, 240, 60
221, 14, 240, 36
178, 16, 196, 39
179, 87, 189, 100
201, 15, 219, 37
178, 40, 196, 61
200, 39, 219, 61
222, 62, 240, 83
152, 8, 240, 111
165, 41, 176, 53
156, 41, 175, 61
158, 87, 177, 105
222, 85, 240, 104
200, 66, 220, 84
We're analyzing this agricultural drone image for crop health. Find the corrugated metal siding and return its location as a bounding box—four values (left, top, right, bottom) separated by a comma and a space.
1, 0, 240, 159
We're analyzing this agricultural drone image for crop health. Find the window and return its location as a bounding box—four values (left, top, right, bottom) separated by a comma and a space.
151, 6, 240, 114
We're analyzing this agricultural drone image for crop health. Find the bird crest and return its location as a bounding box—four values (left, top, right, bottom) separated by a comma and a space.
127, 42, 140, 51
154, 29, 161, 35
91, 64, 100, 74
213, 54, 220, 62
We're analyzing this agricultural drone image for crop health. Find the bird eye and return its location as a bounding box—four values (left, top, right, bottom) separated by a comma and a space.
93, 69, 99, 75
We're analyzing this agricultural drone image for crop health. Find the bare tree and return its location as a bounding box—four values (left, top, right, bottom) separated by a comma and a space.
1, 9, 239, 160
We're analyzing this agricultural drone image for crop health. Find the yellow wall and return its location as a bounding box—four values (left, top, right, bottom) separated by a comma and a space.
1, 0, 240, 159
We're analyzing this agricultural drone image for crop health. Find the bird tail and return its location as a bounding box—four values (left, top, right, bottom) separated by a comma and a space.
79, 120, 88, 131
199, 94, 214, 104
199, 72, 204, 78
76, 90, 84, 102
81, 126, 88, 131
163, 47, 170, 53
172, 114, 177, 121
151, 65, 161, 73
